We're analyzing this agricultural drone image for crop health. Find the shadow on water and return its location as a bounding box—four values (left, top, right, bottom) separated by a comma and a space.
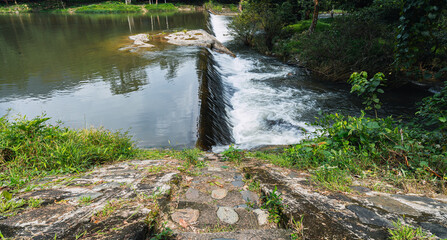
196, 48, 233, 151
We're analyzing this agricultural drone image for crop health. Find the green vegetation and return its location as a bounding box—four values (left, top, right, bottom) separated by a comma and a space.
145, 3, 177, 12
261, 186, 284, 224
388, 220, 435, 240
221, 144, 245, 164
75, 2, 142, 13
1, 190, 42, 215
0, 113, 138, 190
290, 215, 305, 240
311, 166, 352, 192
204, 0, 238, 13
0, 4, 30, 13
231, 0, 446, 83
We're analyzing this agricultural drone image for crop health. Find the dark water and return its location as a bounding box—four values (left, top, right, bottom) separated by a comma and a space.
0, 12, 429, 150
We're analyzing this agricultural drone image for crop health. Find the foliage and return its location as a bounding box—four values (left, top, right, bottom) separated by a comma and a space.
0, 114, 137, 189
261, 186, 284, 224
204, 1, 238, 12
282, 18, 333, 35
150, 223, 173, 240
348, 71, 386, 115
416, 82, 447, 133
174, 148, 205, 168
75, 2, 142, 13
290, 215, 304, 240
228, 1, 260, 46
0, 4, 31, 13
145, 3, 177, 12
388, 220, 435, 240
278, 10, 395, 81
221, 144, 245, 164
311, 165, 352, 192
394, 0, 447, 81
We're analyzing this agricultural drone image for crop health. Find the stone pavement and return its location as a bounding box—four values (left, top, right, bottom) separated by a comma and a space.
1, 153, 446, 239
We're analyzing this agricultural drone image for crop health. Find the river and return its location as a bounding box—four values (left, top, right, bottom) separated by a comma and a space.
0, 12, 428, 151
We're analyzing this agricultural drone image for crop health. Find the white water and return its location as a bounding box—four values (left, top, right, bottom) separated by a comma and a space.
209, 15, 319, 151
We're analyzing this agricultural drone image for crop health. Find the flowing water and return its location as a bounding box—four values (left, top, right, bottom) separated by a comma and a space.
0, 12, 428, 150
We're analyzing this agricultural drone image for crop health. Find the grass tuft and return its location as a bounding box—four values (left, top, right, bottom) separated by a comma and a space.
0, 113, 138, 189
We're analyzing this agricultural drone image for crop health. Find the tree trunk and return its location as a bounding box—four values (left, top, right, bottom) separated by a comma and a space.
238, 0, 243, 12
155, 0, 158, 5
308, 0, 319, 34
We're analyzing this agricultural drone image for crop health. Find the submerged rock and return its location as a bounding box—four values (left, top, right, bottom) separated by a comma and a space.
127, 30, 236, 57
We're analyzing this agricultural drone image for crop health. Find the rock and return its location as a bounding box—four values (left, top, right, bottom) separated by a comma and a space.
217, 207, 239, 224
420, 222, 447, 239
241, 190, 259, 204
185, 188, 200, 200
346, 205, 393, 228
172, 208, 200, 224
231, 180, 244, 187
253, 209, 269, 226
350, 186, 371, 193
164, 29, 235, 57
234, 174, 243, 181
367, 196, 421, 217
211, 189, 228, 200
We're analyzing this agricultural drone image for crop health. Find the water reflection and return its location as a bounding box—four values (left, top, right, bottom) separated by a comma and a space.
0, 13, 207, 148
0, 12, 207, 101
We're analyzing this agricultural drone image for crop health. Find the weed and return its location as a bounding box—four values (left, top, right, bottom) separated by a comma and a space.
79, 196, 92, 205
145, 3, 177, 12
222, 145, 245, 165
261, 186, 284, 224
27, 198, 42, 209
290, 215, 305, 240
388, 220, 435, 240
150, 222, 173, 240
311, 166, 352, 192
248, 180, 260, 192
0, 114, 137, 190
204, 223, 235, 233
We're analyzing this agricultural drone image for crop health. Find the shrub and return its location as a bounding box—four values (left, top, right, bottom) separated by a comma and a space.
0, 114, 137, 189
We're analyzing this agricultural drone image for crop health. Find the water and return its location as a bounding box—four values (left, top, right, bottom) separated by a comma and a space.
0, 12, 429, 151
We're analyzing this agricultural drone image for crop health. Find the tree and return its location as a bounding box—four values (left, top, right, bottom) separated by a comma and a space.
308, 0, 319, 34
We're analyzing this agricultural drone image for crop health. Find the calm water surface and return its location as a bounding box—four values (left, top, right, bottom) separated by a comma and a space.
0, 12, 428, 150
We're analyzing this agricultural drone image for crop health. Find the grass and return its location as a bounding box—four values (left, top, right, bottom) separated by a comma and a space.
0, 113, 138, 190
144, 3, 177, 12
75, 2, 142, 13
261, 186, 284, 224
204, 1, 238, 13
388, 220, 435, 240
0, 4, 31, 13
283, 18, 333, 34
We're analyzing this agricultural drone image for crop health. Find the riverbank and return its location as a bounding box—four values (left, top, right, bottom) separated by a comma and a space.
0, 1, 239, 14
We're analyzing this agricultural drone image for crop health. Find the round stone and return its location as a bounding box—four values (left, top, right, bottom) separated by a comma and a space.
185, 188, 200, 200
253, 209, 269, 225
217, 207, 239, 224
171, 208, 200, 224
211, 189, 228, 199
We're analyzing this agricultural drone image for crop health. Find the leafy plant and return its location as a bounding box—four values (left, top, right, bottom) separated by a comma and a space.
388, 220, 435, 240
416, 82, 447, 133
348, 71, 387, 117
150, 222, 173, 240
221, 145, 245, 165
311, 165, 352, 192
261, 186, 284, 224
290, 215, 305, 240
79, 196, 92, 205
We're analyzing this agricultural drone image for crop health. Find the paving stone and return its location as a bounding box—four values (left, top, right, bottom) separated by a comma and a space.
347, 205, 393, 228
212, 189, 228, 199
171, 208, 200, 224
208, 167, 222, 172
185, 188, 200, 200
217, 207, 239, 224
241, 190, 259, 204
420, 222, 447, 239
367, 196, 421, 216
350, 186, 371, 193
234, 174, 243, 181
231, 180, 244, 187
253, 209, 269, 225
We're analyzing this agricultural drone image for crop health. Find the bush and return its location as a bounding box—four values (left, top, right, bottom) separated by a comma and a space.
75, 2, 142, 13
144, 3, 177, 12
0, 114, 137, 189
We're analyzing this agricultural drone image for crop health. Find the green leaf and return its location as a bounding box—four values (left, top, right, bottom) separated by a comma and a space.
439, 117, 446, 123
1, 190, 12, 201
